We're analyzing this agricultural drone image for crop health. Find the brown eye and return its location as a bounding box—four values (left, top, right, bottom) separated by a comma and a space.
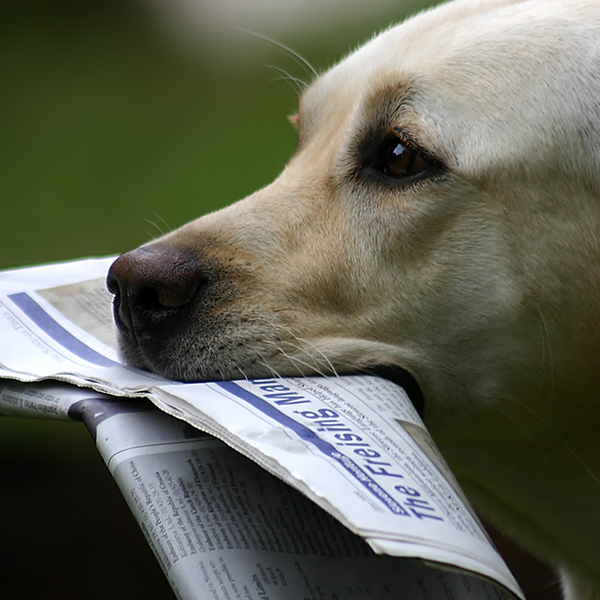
384, 140, 431, 179
360, 130, 442, 186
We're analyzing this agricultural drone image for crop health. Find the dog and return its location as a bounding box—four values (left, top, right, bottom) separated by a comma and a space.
106, 0, 600, 597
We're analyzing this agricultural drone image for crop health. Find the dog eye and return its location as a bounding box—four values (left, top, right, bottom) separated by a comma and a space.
361, 132, 440, 185
383, 139, 431, 179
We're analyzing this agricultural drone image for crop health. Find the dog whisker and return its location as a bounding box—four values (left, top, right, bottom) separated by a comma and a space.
255, 349, 285, 380
268, 343, 310, 377
259, 361, 284, 380
506, 397, 600, 487
235, 29, 319, 81
234, 364, 250, 382
288, 335, 340, 378
266, 65, 308, 96
145, 213, 172, 239
536, 307, 555, 411
497, 406, 552, 470
260, 318, 363, 378
279, 339, 336, 378
261, 338, 330, 378
255, 319, 337, 378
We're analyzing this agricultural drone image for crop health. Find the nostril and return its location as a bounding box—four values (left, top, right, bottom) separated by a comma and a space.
137, 286, 163, 312
135, 285, 192, 319
106, 246, 204, 334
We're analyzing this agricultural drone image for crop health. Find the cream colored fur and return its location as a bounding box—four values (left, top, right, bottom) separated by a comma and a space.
111, 1, 600, 596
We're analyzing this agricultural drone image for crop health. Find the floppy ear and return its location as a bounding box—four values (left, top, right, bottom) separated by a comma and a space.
288, 114, 299, 129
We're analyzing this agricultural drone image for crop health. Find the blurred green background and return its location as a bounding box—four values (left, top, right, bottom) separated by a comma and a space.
0, 1, 560, 598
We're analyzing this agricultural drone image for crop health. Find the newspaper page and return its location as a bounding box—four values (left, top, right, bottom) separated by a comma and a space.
1, 380, 514, 600
0, 258, 523, 599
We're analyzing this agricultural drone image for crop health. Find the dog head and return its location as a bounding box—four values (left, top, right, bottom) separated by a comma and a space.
107, 0, 600, 427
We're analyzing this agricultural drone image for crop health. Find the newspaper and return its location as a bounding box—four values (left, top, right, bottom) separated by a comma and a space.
0, 258, 524, 600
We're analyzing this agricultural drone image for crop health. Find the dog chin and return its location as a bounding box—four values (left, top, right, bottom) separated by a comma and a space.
117, 333, 424, 413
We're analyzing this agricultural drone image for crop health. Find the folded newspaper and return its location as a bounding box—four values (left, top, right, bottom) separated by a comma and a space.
0, 257, 524, 600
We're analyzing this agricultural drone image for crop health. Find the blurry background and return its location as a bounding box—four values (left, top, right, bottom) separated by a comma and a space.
0, 0, 561, 598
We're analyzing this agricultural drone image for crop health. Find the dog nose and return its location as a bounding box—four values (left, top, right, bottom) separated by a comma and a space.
106, 247, 203, 335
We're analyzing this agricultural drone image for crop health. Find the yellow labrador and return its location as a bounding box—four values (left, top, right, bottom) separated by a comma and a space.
107, 0, 600, 597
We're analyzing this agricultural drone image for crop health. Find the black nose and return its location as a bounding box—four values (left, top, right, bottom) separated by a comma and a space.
106, 246, 203, 337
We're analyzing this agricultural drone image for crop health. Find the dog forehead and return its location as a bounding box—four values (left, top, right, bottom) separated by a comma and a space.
306, 0, 590, 109
300, 0, 600, 174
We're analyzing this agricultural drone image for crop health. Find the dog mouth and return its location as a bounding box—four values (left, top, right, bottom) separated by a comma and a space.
107, 248, 425, 416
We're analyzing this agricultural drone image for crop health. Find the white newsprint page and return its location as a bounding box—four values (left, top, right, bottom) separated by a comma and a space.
0, 258, 524, 600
